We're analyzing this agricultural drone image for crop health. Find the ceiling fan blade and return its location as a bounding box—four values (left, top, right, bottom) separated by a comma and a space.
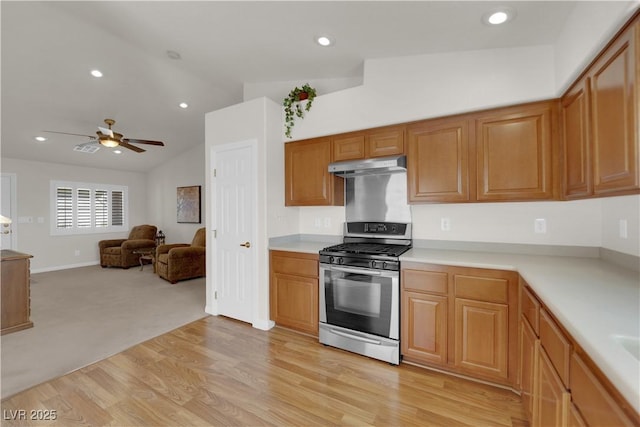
123, 138, 165, 146
118, 141, 145, 153
43, 130, 95, 138
98, 126, 114, 138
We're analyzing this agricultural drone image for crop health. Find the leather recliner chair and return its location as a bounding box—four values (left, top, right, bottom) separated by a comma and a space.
156, 227, 206, 284
99, 224, 157, 269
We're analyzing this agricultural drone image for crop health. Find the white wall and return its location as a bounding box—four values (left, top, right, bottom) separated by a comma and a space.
243, 76, 363, 105
554, 1, 640, 94
1, 157, 148, 271
147, 143, 205, 245
205, 97, 285, 329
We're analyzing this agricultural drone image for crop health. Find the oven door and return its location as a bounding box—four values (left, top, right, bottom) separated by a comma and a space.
319, 263, 399, 340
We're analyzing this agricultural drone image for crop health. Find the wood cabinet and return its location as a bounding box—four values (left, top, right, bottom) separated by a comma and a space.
453, 272, 512, 382
561, 76, 592, 198
475, 101, 557, 201
407, 100, 557, 203
284, 138, 344, 206
562, 14, 640, 198
407, 118, 471, 203
590, 18, 639, 195
333, 133, 365, 161
1, 250, 34, 335
332, 125, 405, 162
570, 353, 635, 427
269, 250, 319, 336
520, 282, 639, 426
536, 343, 570, 427
366, 125, 405, 158
401, 266, 449, 365
401, 262, 518, 387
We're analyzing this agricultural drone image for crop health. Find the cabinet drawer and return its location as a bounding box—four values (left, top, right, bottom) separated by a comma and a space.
271, 252, 318, 278
454, 274, 508, 303
333, 134, 365, 161
570, 353, 635, 427
521, 285, 540, 335
539, 308, 571, 387
402, 269, 448, 295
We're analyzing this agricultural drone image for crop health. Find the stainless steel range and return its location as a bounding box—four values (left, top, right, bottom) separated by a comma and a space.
319, 155, 411, 365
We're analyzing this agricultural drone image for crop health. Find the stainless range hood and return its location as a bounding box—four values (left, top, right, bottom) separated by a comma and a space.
328, 155, 407, 177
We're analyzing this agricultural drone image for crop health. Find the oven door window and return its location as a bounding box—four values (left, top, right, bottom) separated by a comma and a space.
324, 269, 393, 338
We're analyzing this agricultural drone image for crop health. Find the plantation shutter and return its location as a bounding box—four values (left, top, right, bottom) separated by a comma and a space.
95, 189, 108, 227
56, 187, 73, 229
77, 188, 92, 228
111, 190, 124, 226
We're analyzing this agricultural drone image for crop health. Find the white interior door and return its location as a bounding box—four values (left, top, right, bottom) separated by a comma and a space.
213, 140, 257, 324
1, 174, 17, 250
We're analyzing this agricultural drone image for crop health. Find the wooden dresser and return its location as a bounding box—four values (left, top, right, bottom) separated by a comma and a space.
1, 250, 34, 335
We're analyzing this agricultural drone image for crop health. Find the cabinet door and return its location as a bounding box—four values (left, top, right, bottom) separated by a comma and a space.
536, 345, 569, 427
454, 298, 508, 381
562, 76, 592, 198
407, 118, 470, 203
402, 291, 448, 365
366, 126, 405, 158
590, 21, 639, 195
285, 138, 344, 206
270, 272, 318, 336
568, 403, 587, 427
520, 318, 539, 420
570, 353, 636, 427
475, 102, 555, 201
333, 133, 365, 161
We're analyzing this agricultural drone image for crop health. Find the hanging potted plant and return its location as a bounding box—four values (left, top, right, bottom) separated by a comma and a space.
283, 83, 317, 138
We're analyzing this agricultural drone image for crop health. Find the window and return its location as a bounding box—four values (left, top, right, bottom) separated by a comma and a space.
50, 181, 128, 235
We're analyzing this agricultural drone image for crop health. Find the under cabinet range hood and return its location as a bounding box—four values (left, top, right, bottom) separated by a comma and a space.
328, 155, 406, 177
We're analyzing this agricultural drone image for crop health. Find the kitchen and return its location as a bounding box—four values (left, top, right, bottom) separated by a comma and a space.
206, 4, 640, 426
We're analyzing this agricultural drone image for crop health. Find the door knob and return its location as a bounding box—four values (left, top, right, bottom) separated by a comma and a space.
240, 241, 251, 248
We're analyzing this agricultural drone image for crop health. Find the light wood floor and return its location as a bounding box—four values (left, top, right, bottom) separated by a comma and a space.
1, 316, 528, 426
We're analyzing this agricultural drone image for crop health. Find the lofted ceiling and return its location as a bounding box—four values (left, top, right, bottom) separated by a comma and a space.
0, 1, 615, 172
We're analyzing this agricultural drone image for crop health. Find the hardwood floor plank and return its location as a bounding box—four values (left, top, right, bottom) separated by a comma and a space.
1, 315, 528, 426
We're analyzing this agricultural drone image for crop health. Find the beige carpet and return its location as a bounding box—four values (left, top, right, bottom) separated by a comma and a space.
0, 265, 207, 399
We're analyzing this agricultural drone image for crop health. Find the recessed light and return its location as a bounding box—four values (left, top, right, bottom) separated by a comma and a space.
316, 35, 334, 47
179, 102, 188, 109
35, 136, 47, 142
90, 69, 103, 78
482, 8, 516, 26
113, 150, 122, 154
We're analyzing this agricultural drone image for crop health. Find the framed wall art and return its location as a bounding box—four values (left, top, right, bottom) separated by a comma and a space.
177, 185, 201, 223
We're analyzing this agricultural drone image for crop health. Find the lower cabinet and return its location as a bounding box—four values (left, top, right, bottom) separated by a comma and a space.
269, 250, 319, 336
401, 262, 518, 387
521, 283, 639, 427
536, 343, 570, 427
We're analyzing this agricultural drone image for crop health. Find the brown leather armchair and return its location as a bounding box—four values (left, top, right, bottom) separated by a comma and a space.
99, 225, 157, 269
156, 228, 206, 284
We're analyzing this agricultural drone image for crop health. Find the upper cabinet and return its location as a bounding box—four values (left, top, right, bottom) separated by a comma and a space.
562, 14, 640, 199
407, 117, 471, 203
285, 137, 344, 206
475, 101, 557, 201
407, 100, 558, 203
332, 125, 405, 162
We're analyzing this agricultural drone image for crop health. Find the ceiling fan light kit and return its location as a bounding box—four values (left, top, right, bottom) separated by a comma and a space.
43, 118, 165, 153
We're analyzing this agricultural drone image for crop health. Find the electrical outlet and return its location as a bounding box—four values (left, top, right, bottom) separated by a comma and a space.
619, 219, 628, 239
323, 217, 331, 228
534, 218, 547, 234
74, 249, 80, 256
314, 217, 322, 228
441, 218, 451, 231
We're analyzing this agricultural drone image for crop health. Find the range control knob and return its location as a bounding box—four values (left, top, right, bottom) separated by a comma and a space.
329, 256, 335, 264
337, 257, 344, 265
370, 260, 378, 269
382, 261, 388, 270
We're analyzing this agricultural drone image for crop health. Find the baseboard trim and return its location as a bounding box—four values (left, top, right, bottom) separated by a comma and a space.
31, 261, 100, 274
253, 319, 275, 331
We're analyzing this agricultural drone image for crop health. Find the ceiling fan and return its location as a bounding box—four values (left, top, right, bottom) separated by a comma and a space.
44, 119, 165, 153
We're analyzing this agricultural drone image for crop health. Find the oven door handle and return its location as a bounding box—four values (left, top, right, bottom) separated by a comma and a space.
329, 265, 383, 276
328, 328, 382, 345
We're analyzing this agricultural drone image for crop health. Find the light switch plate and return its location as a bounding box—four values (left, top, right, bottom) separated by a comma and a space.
534, 218, 547, 234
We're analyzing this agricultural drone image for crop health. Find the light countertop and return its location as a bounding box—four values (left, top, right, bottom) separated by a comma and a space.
269, 239, 640, 413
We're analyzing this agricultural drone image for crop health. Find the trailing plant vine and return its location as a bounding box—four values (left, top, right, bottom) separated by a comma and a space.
283, 83, 317, 138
